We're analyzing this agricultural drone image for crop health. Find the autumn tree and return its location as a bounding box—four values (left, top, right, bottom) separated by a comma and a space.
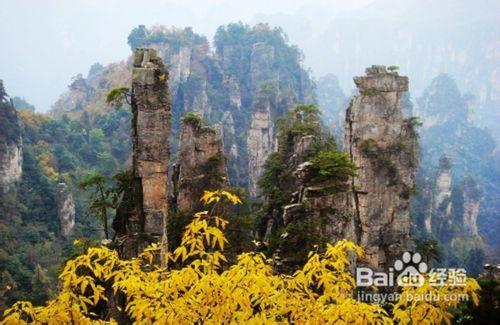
2, 190, 480, 324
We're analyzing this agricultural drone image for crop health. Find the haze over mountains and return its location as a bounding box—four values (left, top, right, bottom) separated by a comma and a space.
1, 0, 498, 138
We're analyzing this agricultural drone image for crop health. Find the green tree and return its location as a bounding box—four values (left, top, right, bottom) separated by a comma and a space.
465, 248, 485, 277
105, 87, 130, 108
30, 264, 51, 305
416, 238, 442, 265
309, 150, 357, 185
276, 104, 322, 152
387, 65, 399, 72
79, 172, 113, 239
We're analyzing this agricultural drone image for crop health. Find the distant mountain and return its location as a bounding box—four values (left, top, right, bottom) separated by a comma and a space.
256, 0, 500, 141
52, 23, 316, 191
412, 74, 500, 265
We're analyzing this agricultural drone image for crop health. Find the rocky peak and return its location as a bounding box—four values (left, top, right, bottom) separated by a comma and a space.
416, 74, 468, 126
173, 113, 229, 213
250, 42, 276, 91
353, 65, 408, 92
256, 104, 358, 270
270, 133, 358, 270
214, 23, 315, 190
52, 24, 316, 194
114, 48, 171, 260
345, 66, 418, 270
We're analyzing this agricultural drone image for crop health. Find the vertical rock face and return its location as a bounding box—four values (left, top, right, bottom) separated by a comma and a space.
461, 177, 482, 238
414, 74, 498, 255
115, 49, 171, 258
0, 81, 22, 196
173, 118, 229, 212
221, 111, 238, 159
422, 157, 483, 247
247, 108, 275, 197
281, 135, 357, 254
55, 183, 75, 237
167, 45, 192, 95
213, 23, 316, 190
463, 196, 480, 237
0, 144, 22, 194
435, 158, 452, 209
427, 156, 453, 233
250, 43, 276, 91
52, 25, 316, 193
256, 104, 360, 271
344, 66, 419, 269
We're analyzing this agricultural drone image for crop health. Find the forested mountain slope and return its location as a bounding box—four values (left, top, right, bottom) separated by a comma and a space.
0, 23, 316, 307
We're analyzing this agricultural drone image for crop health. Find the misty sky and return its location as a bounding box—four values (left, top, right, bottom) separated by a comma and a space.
0, 0, 371, 112
0, 0, 497, 112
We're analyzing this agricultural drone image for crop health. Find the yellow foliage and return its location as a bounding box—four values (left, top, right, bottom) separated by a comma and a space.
2, 190, 480, 324
393, 277, 480, 324
36, 150, 59, 182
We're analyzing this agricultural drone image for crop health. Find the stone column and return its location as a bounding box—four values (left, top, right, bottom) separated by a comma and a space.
173, 117, 229, 213
344, 65, 419, 270
117, 49, 171, 262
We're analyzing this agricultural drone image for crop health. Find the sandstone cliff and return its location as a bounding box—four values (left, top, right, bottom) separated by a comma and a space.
425, 155, 453, 234
0, 81, 22, 196
255, 105, 358, 270
52, 24, 315, 194
173, 114, 229, 213
461, 177, 482, 238
55, 183, 75, 237
344, 65, 419, 269
420, 156, 484, 255
413, 74, 497, 259
114, 49, 171, 260
279, 135, 358, 266
247, 108, 275, 197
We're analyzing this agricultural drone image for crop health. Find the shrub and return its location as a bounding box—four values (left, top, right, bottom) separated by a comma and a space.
309, 150, 357, 189
181, 112, 203, 128
2, 190, 480, 324
404, 116, 423, 138
387, 65, 400, 72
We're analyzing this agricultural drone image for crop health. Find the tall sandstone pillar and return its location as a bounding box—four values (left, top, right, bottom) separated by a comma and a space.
344, 66, 419, 270
173, 117, 229, 213
116, 49, 171, 260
